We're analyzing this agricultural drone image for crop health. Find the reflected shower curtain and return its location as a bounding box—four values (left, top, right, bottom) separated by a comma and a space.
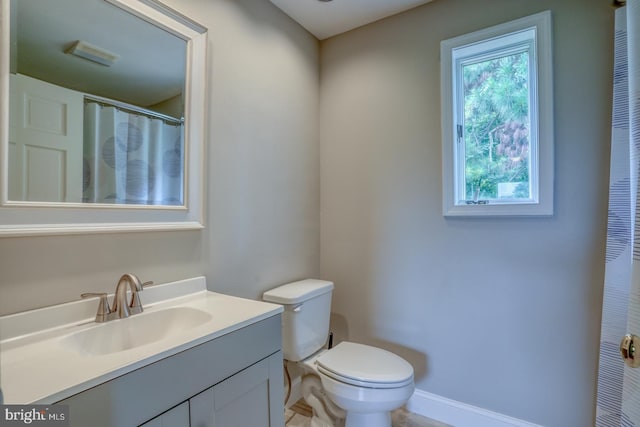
83, 101, 184, 205
596, 4, 640, 426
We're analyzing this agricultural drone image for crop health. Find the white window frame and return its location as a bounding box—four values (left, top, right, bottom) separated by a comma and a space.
441, 11, 553, 216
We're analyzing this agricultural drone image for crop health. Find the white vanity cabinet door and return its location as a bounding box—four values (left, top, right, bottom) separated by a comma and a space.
190, 353, 284, 427
139, 402, 189, 427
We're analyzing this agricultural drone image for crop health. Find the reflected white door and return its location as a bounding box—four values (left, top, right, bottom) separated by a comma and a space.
8, 73, 83, 202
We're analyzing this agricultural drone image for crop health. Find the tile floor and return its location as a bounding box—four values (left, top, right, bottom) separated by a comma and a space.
284, 400, 452, 427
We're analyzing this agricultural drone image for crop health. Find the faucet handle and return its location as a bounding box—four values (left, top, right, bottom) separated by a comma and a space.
125, 281, 154, 316
142, 281, 154, 289
81, 293, 111, 323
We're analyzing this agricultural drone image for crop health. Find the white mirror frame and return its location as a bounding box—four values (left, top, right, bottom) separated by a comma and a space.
0, 0, 207, 236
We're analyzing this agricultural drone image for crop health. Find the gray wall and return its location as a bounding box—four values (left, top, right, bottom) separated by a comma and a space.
319, 0, 612, 426
0, 0, 320, 315
1, 0, 615, 425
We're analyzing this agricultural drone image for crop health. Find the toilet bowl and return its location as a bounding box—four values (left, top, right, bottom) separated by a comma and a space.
315, 342, 414, 427
263, 279, 415, 427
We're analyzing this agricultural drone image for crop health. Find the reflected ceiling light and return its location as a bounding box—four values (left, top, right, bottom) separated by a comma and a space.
65, 40, 119, 67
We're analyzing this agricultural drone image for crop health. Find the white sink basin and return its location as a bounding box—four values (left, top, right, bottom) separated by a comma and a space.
62, 306, 212, 355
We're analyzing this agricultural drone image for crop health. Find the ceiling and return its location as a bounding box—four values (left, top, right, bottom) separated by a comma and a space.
14, 0, 434, 111
269, 0, 434, 40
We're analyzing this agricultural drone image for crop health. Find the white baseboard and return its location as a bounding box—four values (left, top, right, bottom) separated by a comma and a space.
407, 389, 543, 427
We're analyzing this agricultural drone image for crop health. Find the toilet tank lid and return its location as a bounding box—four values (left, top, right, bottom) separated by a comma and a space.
263, 279, 334, 304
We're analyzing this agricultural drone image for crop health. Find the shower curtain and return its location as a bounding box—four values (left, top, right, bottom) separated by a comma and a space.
83, 101, 184, 205
596, 3, 640, 426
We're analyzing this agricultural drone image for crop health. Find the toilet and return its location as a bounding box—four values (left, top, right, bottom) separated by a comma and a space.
263, 279, 414, 427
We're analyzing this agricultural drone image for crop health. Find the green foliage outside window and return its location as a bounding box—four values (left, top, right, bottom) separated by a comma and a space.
462, 51, 530, 201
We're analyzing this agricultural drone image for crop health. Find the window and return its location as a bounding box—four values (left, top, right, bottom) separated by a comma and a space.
441, 11, 553, 216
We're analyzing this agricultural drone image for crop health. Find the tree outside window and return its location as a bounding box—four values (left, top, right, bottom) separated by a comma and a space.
462, 51, 530, 202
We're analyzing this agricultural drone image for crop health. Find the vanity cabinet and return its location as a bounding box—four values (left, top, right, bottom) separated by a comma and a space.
57, 315, 284, 427
140, 402, 189, 427
190, 355, 276, 427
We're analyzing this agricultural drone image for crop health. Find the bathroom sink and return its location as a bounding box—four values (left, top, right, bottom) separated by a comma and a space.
1, 277, 284, 404
62, 306, 212, 356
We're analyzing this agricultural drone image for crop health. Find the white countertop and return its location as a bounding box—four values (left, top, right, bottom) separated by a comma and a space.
0, 277, 283, 404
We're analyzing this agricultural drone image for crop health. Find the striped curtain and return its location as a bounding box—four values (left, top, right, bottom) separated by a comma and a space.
596, 4, 640, 426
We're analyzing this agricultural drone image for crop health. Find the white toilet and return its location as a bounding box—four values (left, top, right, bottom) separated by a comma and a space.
263, 279, 414, 427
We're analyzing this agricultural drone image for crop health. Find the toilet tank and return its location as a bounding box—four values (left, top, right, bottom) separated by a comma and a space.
263, 279, 333, 361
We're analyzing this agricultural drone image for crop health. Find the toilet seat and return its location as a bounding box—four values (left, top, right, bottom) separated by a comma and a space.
315, 342, 414, 389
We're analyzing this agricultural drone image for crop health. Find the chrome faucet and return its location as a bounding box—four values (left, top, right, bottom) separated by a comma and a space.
112, 273, 144, 318
82, 274, 154, 322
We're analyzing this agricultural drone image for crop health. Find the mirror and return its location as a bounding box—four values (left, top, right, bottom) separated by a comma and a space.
0, 0, 208, 235
10, 0, 187, 206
